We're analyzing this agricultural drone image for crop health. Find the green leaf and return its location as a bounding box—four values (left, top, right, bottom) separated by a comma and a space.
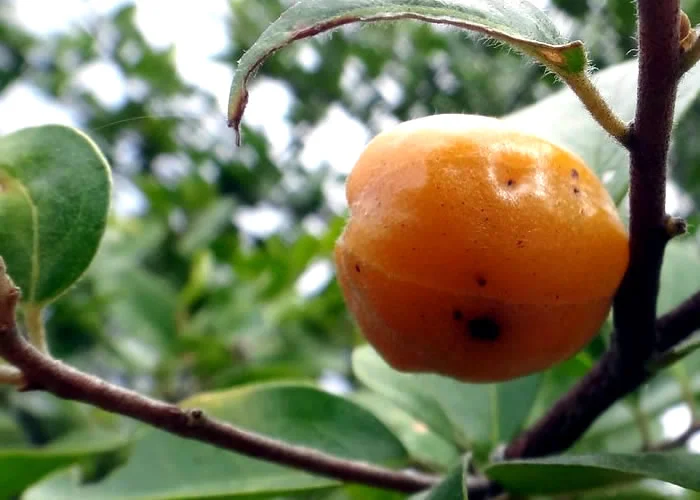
0, 125, 111, 304
0, 411, 24, 448
352, 346, 541, 454
657, 239, 700, 316
25, 382, 408, 499
228, 0, 585, 143
0, 427, 128, 500
642, 239, 700, 370
504, 62, 700, 204
352, 391, 460, 471
414, 461, 468, 500
485, 452, 700, 495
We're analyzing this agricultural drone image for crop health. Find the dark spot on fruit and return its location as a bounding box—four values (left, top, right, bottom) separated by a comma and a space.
573, 187, 581, 195
571, 169, 579, 179
355, 264, 361, 273
516, 240, 525, 248
476, 275, 487, 287
555, 294, 560, 301
453, 309, 464, 321
468, 317, 500, 341
507, 179, 515, 187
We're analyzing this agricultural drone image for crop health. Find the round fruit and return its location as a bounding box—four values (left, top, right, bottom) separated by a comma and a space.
334, 114, 629, 382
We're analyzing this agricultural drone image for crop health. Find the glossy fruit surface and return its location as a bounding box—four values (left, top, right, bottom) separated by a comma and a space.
335, 114, 629, 382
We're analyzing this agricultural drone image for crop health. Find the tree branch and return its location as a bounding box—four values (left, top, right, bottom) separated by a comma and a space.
504, 0, 683, 460
0, 290, 437, 494
613, 0, 680, 363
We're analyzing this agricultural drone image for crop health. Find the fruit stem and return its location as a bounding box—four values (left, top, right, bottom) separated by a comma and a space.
25, 305, 49, 355
563, 73, 630, 146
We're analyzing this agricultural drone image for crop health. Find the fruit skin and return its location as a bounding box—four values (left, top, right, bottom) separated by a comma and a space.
334, 114, 629, 383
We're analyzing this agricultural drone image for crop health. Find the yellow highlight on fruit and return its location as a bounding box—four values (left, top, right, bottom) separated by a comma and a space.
335, 114, 629, 382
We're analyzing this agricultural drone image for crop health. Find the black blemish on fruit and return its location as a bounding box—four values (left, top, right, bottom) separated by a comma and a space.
355, 264, 361, 273
571, 169, 579, 179
476, 275, 487, 287
468, 316, 500, 341
573, 187, 581, 195
453, 309, 464, 321
516, 239, 525, 248
507, 179, 515, 187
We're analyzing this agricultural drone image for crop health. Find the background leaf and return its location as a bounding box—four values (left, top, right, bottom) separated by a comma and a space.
25, 382, 409, 499
352, 346, 541, 457
0, 125, 111, 304
485, 452, 700, 495
0, 427, 128, 500
412, 462, 468, 500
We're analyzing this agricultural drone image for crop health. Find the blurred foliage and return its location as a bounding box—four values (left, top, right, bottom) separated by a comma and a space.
1, 0, 700, 499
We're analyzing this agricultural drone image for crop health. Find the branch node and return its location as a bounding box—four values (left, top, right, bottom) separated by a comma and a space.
186, 408, 204, 427
664, 215, 688, 239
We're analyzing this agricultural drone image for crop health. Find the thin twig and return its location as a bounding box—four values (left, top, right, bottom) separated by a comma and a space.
646, 420, 700, 451
563, 73, 630, 145
505, 0, 682, 460
0, 291, 437, 494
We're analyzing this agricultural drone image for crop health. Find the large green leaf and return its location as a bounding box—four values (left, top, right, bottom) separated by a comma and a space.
25, 382, 409, 499
352, 346, 541, 454
228, 0, 586, 143
504, 62, 700, 203
485, 452, 700, 495
352, 391, 461, 471
0, 125, 111, 304
0, 427, 128, 500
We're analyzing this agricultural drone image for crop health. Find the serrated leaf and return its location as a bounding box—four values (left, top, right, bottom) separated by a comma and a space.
25, 382, 409, 499
0, 125, 111, 305
352, 346, 541, 454
228, 0, 585, 143
504, 62, 700, 204
485, 452, 700, 495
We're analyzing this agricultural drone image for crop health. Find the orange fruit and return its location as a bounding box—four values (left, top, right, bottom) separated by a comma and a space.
335, 114, 629, 382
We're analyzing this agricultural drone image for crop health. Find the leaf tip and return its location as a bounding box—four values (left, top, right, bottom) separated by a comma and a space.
227, 89, 249, 147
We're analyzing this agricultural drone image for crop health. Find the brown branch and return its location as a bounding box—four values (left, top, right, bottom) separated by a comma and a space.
504, 0, 683, 460
614, 0, 680, 362
0, 291, 437, 494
